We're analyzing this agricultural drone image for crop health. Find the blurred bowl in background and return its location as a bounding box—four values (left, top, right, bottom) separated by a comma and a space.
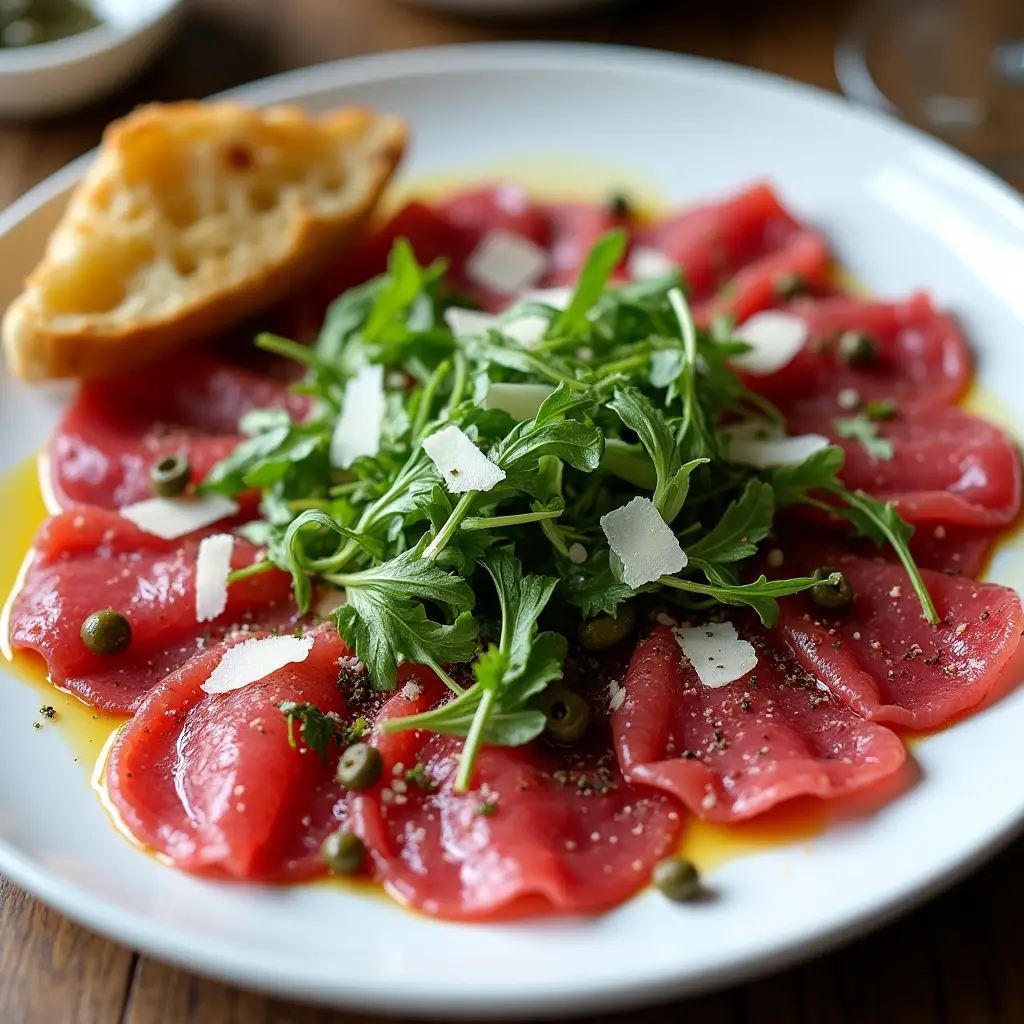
398, 0, 621, 15
0, 0, 184, 120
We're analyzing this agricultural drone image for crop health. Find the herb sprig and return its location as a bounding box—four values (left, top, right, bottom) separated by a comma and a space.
208, 231, 938, 790
834, 416, 895, 461
278, 702, 367, 759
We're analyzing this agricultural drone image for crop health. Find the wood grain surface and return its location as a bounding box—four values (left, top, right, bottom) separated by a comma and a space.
1, 1, 1022, 1021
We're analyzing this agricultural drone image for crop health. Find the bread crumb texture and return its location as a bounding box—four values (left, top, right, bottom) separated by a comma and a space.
3, 101, 406, 380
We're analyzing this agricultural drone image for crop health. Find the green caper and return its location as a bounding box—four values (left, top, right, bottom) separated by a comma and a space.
2, 19, 40, 47
80, 609, 132, 656
864, 398, 899, 422
837, 330, 879, 368
320, 829, 365, 874
607, 191, 632, 220
774, 272, 809, 300
0, 0, 100, 48
149, 452, 191, 498
336, 742, 383, 791
538, 687, 590, 745
578, 604, 636, 651
810, 567, 854, 611
652, 856, 701, 902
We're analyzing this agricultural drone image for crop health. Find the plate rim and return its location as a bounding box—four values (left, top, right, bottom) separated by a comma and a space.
3, 40, 1024, 1018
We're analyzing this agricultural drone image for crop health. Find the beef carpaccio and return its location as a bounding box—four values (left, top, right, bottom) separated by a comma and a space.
7, 181, 1022, 921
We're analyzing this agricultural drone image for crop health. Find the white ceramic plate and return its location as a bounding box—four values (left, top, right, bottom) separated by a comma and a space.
3, 43, 1024, 1020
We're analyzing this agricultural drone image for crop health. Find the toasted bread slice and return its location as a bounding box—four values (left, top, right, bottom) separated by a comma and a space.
2, 102, 407, 381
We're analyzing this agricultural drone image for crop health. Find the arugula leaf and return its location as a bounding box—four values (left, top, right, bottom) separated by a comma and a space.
315, 243, 448, 377
487, 385, 604, 480
382, 551, 563, 791
362, 239, 431, 342
246, 434, 324, 488
202, 230, 945, 762
283, 509, 390, 612
667, 288, 717, 461
768, 446, 845, 507
202, 428, 292, 495
564, 549, 635, 619
280, 449, 443, 589
828, 487, 938, 625
282, 510, 342, 612
600, 438, 658, 490
482, 550, 558, 673
239, 408, 292, 437
766, 446, 935, 623
284, 514, 479, 692
461, 507, 564, 531
463, 334, 584, 389
660, 571, 842, 627
649, 347, 685, 389
551, 230, 627, 337
608, 386, 708, 522
416, 388, 605, 563
495, 417, 605, 484
328, 544, 475, 611
316, 277, 384, 366
686, 480, 775, 563
201, 407, 321, 497
358, 447, 442, 535
334, 600, 479, 694
532, 381, 602, 425
278, 702, 340, 760
611, 271, 685, 306
529, 456, 572, 556
834, 416, 894, 461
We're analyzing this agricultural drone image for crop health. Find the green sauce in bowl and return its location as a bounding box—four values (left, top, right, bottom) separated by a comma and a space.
0, 0, 101, 48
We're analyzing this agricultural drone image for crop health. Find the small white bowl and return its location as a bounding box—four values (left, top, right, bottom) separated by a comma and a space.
0, 0, 184, 119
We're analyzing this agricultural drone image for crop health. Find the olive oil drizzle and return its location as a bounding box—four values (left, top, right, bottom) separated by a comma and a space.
0, 457, 127, 770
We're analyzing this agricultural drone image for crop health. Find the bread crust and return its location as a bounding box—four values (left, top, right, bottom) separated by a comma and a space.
2, 102, 407, 381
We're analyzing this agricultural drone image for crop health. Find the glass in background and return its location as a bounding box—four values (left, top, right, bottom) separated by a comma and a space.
836, 0, 1024, 180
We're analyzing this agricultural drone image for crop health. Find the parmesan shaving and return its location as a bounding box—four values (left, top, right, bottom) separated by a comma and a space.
195, 533, 234, 623
501, 314, 549, 349
444, 307, 548, 349
627, 245, 675, 280
483, 382, 555, 421
673, 621, 758, 688
465, 229, 549, 296
422, 424, 506, 494
444, 307, 498, 339
599, 496, 687, 589
730, 311, 809, 376
518, 285, 573, 310
330, 363, 386, 469
201, 635, 315, 695
119, 494, 239, 540
726, 421, 831, 468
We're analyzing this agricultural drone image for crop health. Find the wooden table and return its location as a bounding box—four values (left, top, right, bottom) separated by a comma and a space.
2, 1, 1023, 1021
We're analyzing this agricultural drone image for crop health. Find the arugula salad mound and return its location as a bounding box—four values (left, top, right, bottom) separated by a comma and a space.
201, 230, 938, 792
